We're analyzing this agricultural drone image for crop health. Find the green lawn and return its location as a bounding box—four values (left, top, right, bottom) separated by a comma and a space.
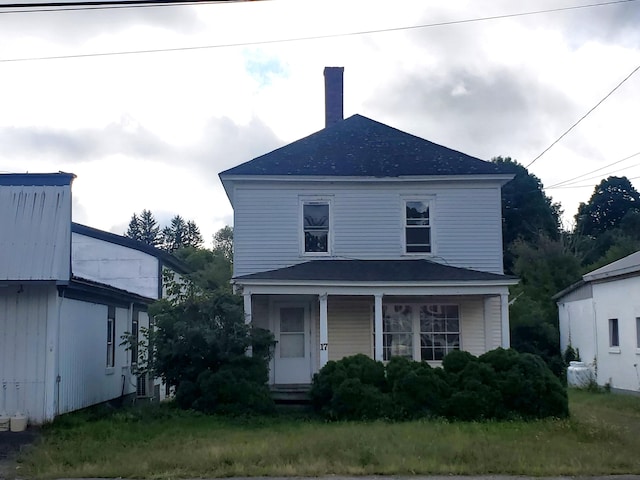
18, 389, 640, 479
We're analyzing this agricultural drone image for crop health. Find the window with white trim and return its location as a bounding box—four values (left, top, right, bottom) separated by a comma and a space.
404, 199, 431, 253
380, 303, 460, 362
107, 306, 116, 368
636, 317, 640, 349
302, 200, 330, 254
420, 305, 460, 361
609, 318, 619, 348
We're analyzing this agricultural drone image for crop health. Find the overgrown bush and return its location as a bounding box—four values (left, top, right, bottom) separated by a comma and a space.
148, 291, 276, 415
310, 348, 568, 422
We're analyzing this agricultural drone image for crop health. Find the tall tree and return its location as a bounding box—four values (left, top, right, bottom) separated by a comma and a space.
138, 209, 161, 246
125, 210, 161, 246
161, 215, 203, 251
213, 226, 233, 262
162, 215, 187, 252
492, 156, 561, 273
574, 176, 640, 237
185, 220, 204, 249
125, 213, 142, 241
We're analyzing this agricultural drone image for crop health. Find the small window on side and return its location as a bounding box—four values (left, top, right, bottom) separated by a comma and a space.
609, 318, 619, 348
107, 306, 116, 368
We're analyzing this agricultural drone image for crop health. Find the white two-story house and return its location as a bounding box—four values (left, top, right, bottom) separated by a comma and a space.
219, 68, 517, 387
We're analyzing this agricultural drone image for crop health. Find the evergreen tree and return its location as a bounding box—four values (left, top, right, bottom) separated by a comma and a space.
138, 209, 161, 246
162, 215, 187, 252
125, 213, 142, 241
185, 220, 204, 249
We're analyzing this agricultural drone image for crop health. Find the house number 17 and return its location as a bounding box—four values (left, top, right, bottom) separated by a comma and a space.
320, 343, 328, 351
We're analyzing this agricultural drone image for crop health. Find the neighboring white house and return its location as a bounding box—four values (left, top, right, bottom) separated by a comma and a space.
0, 173, 186, 424
219, 67, 517, 387
556, 250, 640, 393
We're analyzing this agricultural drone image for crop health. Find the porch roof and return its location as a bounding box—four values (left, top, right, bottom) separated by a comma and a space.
234, 259, 516, 284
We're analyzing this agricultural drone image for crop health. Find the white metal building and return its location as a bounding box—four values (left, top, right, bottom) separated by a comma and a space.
0, 173, 185, 423
556, 251, 640, 393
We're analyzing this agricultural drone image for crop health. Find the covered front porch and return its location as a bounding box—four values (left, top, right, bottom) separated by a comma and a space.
234, 260, 517, 386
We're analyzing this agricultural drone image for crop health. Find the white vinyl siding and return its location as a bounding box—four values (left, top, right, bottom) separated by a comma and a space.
233, 181, 504, 277
327, 297, 372, 361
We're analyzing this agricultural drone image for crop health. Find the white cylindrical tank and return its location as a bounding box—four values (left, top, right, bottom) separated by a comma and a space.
10, 414, 27, 432
567, 361, 594, 388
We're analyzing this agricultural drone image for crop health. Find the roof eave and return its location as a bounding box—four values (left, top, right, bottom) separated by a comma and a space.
219, 173, 514, 184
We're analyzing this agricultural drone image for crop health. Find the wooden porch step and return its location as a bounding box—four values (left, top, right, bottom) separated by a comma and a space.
270, 384, 311, 403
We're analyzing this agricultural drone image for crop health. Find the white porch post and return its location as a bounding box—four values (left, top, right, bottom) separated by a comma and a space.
243, 291, 253, 357
319, 294, 329, 367
374, 294, 383, 361
500, 292, 510, 348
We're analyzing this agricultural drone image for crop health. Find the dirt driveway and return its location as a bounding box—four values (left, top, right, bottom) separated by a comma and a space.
0, 429, 39, 479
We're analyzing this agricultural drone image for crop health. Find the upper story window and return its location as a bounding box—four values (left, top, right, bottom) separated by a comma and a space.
404, 199, 432, 254
302, 200, 331, 255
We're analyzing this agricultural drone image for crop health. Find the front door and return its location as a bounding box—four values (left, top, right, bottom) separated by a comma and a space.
274, 303, 311, 384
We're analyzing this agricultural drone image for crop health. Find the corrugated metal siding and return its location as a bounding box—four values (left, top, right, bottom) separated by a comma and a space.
58, 300, 135, 415
0, 185, 72, 281
328, 296, 372, 361
72, 233, 160, 299
233, 181, 504, 277
0, 285, 51, 422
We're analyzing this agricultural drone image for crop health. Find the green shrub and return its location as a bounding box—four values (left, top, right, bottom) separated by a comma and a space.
310, 349, 568, 422
328, 378, 392, 420
480, 348, 568, 419
387, 357, 450, 419
310, 354, 386, 418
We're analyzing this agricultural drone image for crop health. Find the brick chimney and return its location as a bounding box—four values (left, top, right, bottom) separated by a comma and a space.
324, 67, 344, 127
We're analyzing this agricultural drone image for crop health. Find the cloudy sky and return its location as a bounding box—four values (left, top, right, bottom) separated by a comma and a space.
1, 0, 639, 245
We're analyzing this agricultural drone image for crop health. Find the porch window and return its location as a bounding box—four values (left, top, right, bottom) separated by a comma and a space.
303, 201, 330, 254
379, 303, 460, 362
383, 305, 414, 360
420, 305, 460, 361
405, 200, 431, 253
107, 306, 116, 368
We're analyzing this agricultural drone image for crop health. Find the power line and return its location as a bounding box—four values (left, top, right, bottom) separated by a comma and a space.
0, 0, 256, 13
547, 173, 640, 189
0, 0, 638, 61
525, 62, 640, 169
546, 151, 640, 188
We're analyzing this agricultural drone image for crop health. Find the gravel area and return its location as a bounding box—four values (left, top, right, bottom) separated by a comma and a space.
0, 429, 39, 479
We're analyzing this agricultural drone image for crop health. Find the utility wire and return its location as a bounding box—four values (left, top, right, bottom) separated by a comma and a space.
525, 62, 640, 169
0, 0, 257, 13
0, 0, 634, 13
546, 151, 640, 188
549, 162, 640, 188
547, 173, 640, 189
0, 0, 637, 61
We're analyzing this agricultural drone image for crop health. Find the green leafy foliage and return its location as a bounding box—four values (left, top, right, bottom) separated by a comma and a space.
310, 349, 568, 422
575, 176, 640, 237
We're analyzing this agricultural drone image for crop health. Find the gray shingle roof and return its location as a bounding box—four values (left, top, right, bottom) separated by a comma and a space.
234, 259, 515, 283
220, 115, 504, 177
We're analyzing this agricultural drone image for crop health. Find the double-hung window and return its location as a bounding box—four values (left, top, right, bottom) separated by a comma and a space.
302, 199, 331, 255
107, 306, 116, 368
404, 199, 432, 254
